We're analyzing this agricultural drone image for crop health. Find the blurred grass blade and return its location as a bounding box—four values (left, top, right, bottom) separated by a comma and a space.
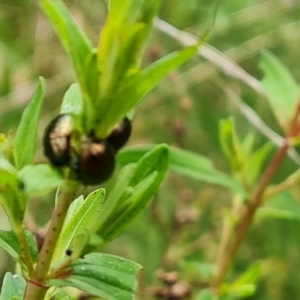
221, 262, 261, 299
257, 191, 300, 222
260, 50, 300, 130
232, 262, 261, 287
219, 118, 244, 172
195, 288, 218, 300
0, 272, 26, 300
244, 142, 274, 184
13, 77, 45, 169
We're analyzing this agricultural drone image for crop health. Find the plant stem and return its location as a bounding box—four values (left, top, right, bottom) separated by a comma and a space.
24, 280, 48, 299
17, 227, 34, 276
211, 101, 300, 292
24, 180, 78, 300
212, 140, 289, 290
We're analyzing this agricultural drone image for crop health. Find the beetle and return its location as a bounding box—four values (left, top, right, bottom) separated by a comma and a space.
43, 114, 73, 166
72, 138, 115, 185
43, 114, 131, 185
106, 117, 132, 151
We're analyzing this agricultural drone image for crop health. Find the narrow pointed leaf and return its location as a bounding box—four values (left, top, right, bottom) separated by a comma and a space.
244, 142, 274, 184
117, 145, 244, 194
53, 188, 105, 262
96, 46, 198, 137
231, 262, 261, 287
13, 77, 45, 169
88, 164, 135, 233
260, 50, 299, 130
60, 83, 83, 115
96, 144, 169, 241
40, 0, 93, 90
219, 118, 244, 172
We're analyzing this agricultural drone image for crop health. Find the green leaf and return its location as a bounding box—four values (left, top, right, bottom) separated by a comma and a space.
53, 188, 105, 262
241, 132, 256, 157
25, 230, 39, 262
220, 262, 261, 299
46, 287, 76, 300
97, 24, 143, 100
0, 157, 20, 187
223, 284, 256, 299
0, 272, 26, 300
87, 164, 135, 234
49, 253, 142, 300
260, 50, 299, 130
0, 187, 27, 232
243, 142, 274, 184
0, 230, 22, 260
195, 289, 218, 300
60, 83, 83, 116
109, 0, 143, 27
97, 0, 148, 96
96, 46, 198, 137
181, 261, 215, 280
257, 191, 300, 222
13, 77, 45, 169
40, 0, 93, 91
96, 144, 169, 241
19, 164, 63, 197
117, 145, 244, 194
219, 118, 244, 172
83, 51, 99, 105
232, 262, 261, 287
168, 146, 243, 193
0, 230, 38, 262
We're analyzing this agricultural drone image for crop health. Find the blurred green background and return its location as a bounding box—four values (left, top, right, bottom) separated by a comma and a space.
1, 0, 300, 299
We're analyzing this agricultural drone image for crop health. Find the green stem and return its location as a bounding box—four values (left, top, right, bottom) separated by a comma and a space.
17, 227, 34, 276
0, 190, 34, 276
24, 180, 78, 300
211, 100, 300, 293
24, 281, 48, 300
212, 140, 290, 291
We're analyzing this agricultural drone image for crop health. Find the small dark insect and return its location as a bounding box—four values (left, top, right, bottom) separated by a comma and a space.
73, 139, 115, 185
43, 114, 73, 166
66, 249, 73, 256
43, 114, 130, 185
106, 117, 132, 151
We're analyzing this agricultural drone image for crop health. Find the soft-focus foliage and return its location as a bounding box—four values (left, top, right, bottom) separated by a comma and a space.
1, 1, 300, 299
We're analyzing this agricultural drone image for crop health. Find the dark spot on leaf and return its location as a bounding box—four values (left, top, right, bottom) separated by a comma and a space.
66, 249, 72, 256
